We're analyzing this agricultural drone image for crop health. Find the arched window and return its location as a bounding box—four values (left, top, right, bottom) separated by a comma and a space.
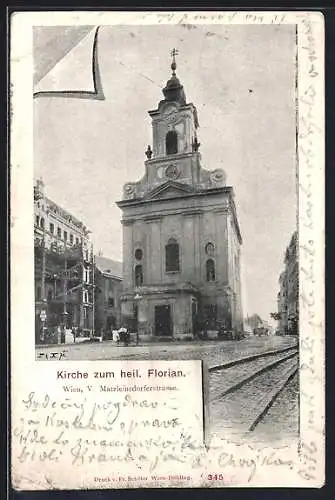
40, 217, 45, 229
135, 265, 143, 287
206, 259, 216, 282
166, 130, 178, 155
166, 238, 180, 272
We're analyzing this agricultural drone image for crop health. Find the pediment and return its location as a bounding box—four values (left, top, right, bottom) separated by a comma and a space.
146, 181, 194, 200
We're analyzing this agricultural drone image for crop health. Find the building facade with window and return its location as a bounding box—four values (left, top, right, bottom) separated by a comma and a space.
277, 231, 298, 335
277, 270, 288, 334
116, 55, 243, 339
34, 178, 94, 343
94, 256, 123, 336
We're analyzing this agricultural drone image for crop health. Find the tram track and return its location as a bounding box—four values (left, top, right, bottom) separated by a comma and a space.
209, 346, 299, 434
208, 343, 298, 372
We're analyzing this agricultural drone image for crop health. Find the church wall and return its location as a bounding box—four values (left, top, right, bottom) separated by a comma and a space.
226, 213, 243, 331
198, 209, 229, 287
133, 220, 146, 285
181, 215, 198, 283
161, 214, 183, 285
172, 295, 193, 337
121, 196, 232, 290
215, 211, 229, 284
137, 296, 151, 336
197, 210, 233, 331
145, 219, 162, 284
121, 222, 133, 292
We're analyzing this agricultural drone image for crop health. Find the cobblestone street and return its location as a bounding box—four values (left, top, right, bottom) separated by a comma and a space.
209, 355, 299, 445
36, 335, 297, 366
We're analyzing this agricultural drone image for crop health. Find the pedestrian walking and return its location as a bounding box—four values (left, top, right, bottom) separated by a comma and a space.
119, 326, 128, 346
203, 320, 209, 340
112, 329, 120, 343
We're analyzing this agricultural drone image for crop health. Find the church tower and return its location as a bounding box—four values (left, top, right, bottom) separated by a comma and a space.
117, 51, 243, 339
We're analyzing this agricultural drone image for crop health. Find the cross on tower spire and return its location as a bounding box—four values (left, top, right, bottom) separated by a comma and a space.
170, 48, 179, 75
162, 48, 186, 104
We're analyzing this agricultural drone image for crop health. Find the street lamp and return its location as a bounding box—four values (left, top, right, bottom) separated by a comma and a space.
134, 293, 143, 346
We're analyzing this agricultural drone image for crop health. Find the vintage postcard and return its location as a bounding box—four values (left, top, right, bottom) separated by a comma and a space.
10, 11, 325, 489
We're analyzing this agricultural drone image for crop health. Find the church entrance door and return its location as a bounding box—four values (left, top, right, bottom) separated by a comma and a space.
154, 305, 172, 336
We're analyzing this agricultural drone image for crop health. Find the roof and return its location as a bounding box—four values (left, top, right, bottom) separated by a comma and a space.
45, 196, 88, 231
95, 255, 123, 279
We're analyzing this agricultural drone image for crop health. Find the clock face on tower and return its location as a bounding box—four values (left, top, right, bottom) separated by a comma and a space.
165, 164, 180, 180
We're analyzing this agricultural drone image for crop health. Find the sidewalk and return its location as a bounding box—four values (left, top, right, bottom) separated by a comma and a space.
35, 337, 224, 349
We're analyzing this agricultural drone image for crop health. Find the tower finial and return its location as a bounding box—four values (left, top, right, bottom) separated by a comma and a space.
162, 48, 186, 104
170, 48, 179, 75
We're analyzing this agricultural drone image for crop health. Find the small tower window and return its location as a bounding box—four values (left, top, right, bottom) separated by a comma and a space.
135, 265, 143, 287
206, 259, 216, 282
166, 130, 178, 155
135, 248, 143, 261
166, 238, 180, 272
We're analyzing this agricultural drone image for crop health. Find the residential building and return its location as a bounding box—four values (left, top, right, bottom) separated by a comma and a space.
277, 270, 288, 334
277, 231, 299, 335
34, 178, 94, 343
94, 255, 123, 336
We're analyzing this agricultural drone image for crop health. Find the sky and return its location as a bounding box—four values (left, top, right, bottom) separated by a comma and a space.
34, 24, 297, 324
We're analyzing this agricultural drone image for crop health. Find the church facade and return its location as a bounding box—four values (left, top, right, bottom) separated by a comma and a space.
117, 54, 243, 339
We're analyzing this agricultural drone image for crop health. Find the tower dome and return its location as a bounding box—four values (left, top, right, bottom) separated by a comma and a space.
162, 49, 186, 104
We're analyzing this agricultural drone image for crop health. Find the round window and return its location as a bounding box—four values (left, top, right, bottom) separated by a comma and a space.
135, 248, 143, 261
205, 242, 215, 256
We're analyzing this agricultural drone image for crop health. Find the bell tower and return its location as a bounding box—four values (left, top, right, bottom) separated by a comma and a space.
149, 49, 199, 157
121, 49, 227, 201
143, 49, 202, 189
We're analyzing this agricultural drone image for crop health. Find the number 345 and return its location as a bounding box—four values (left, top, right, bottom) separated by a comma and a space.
208, 474, 224, 481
